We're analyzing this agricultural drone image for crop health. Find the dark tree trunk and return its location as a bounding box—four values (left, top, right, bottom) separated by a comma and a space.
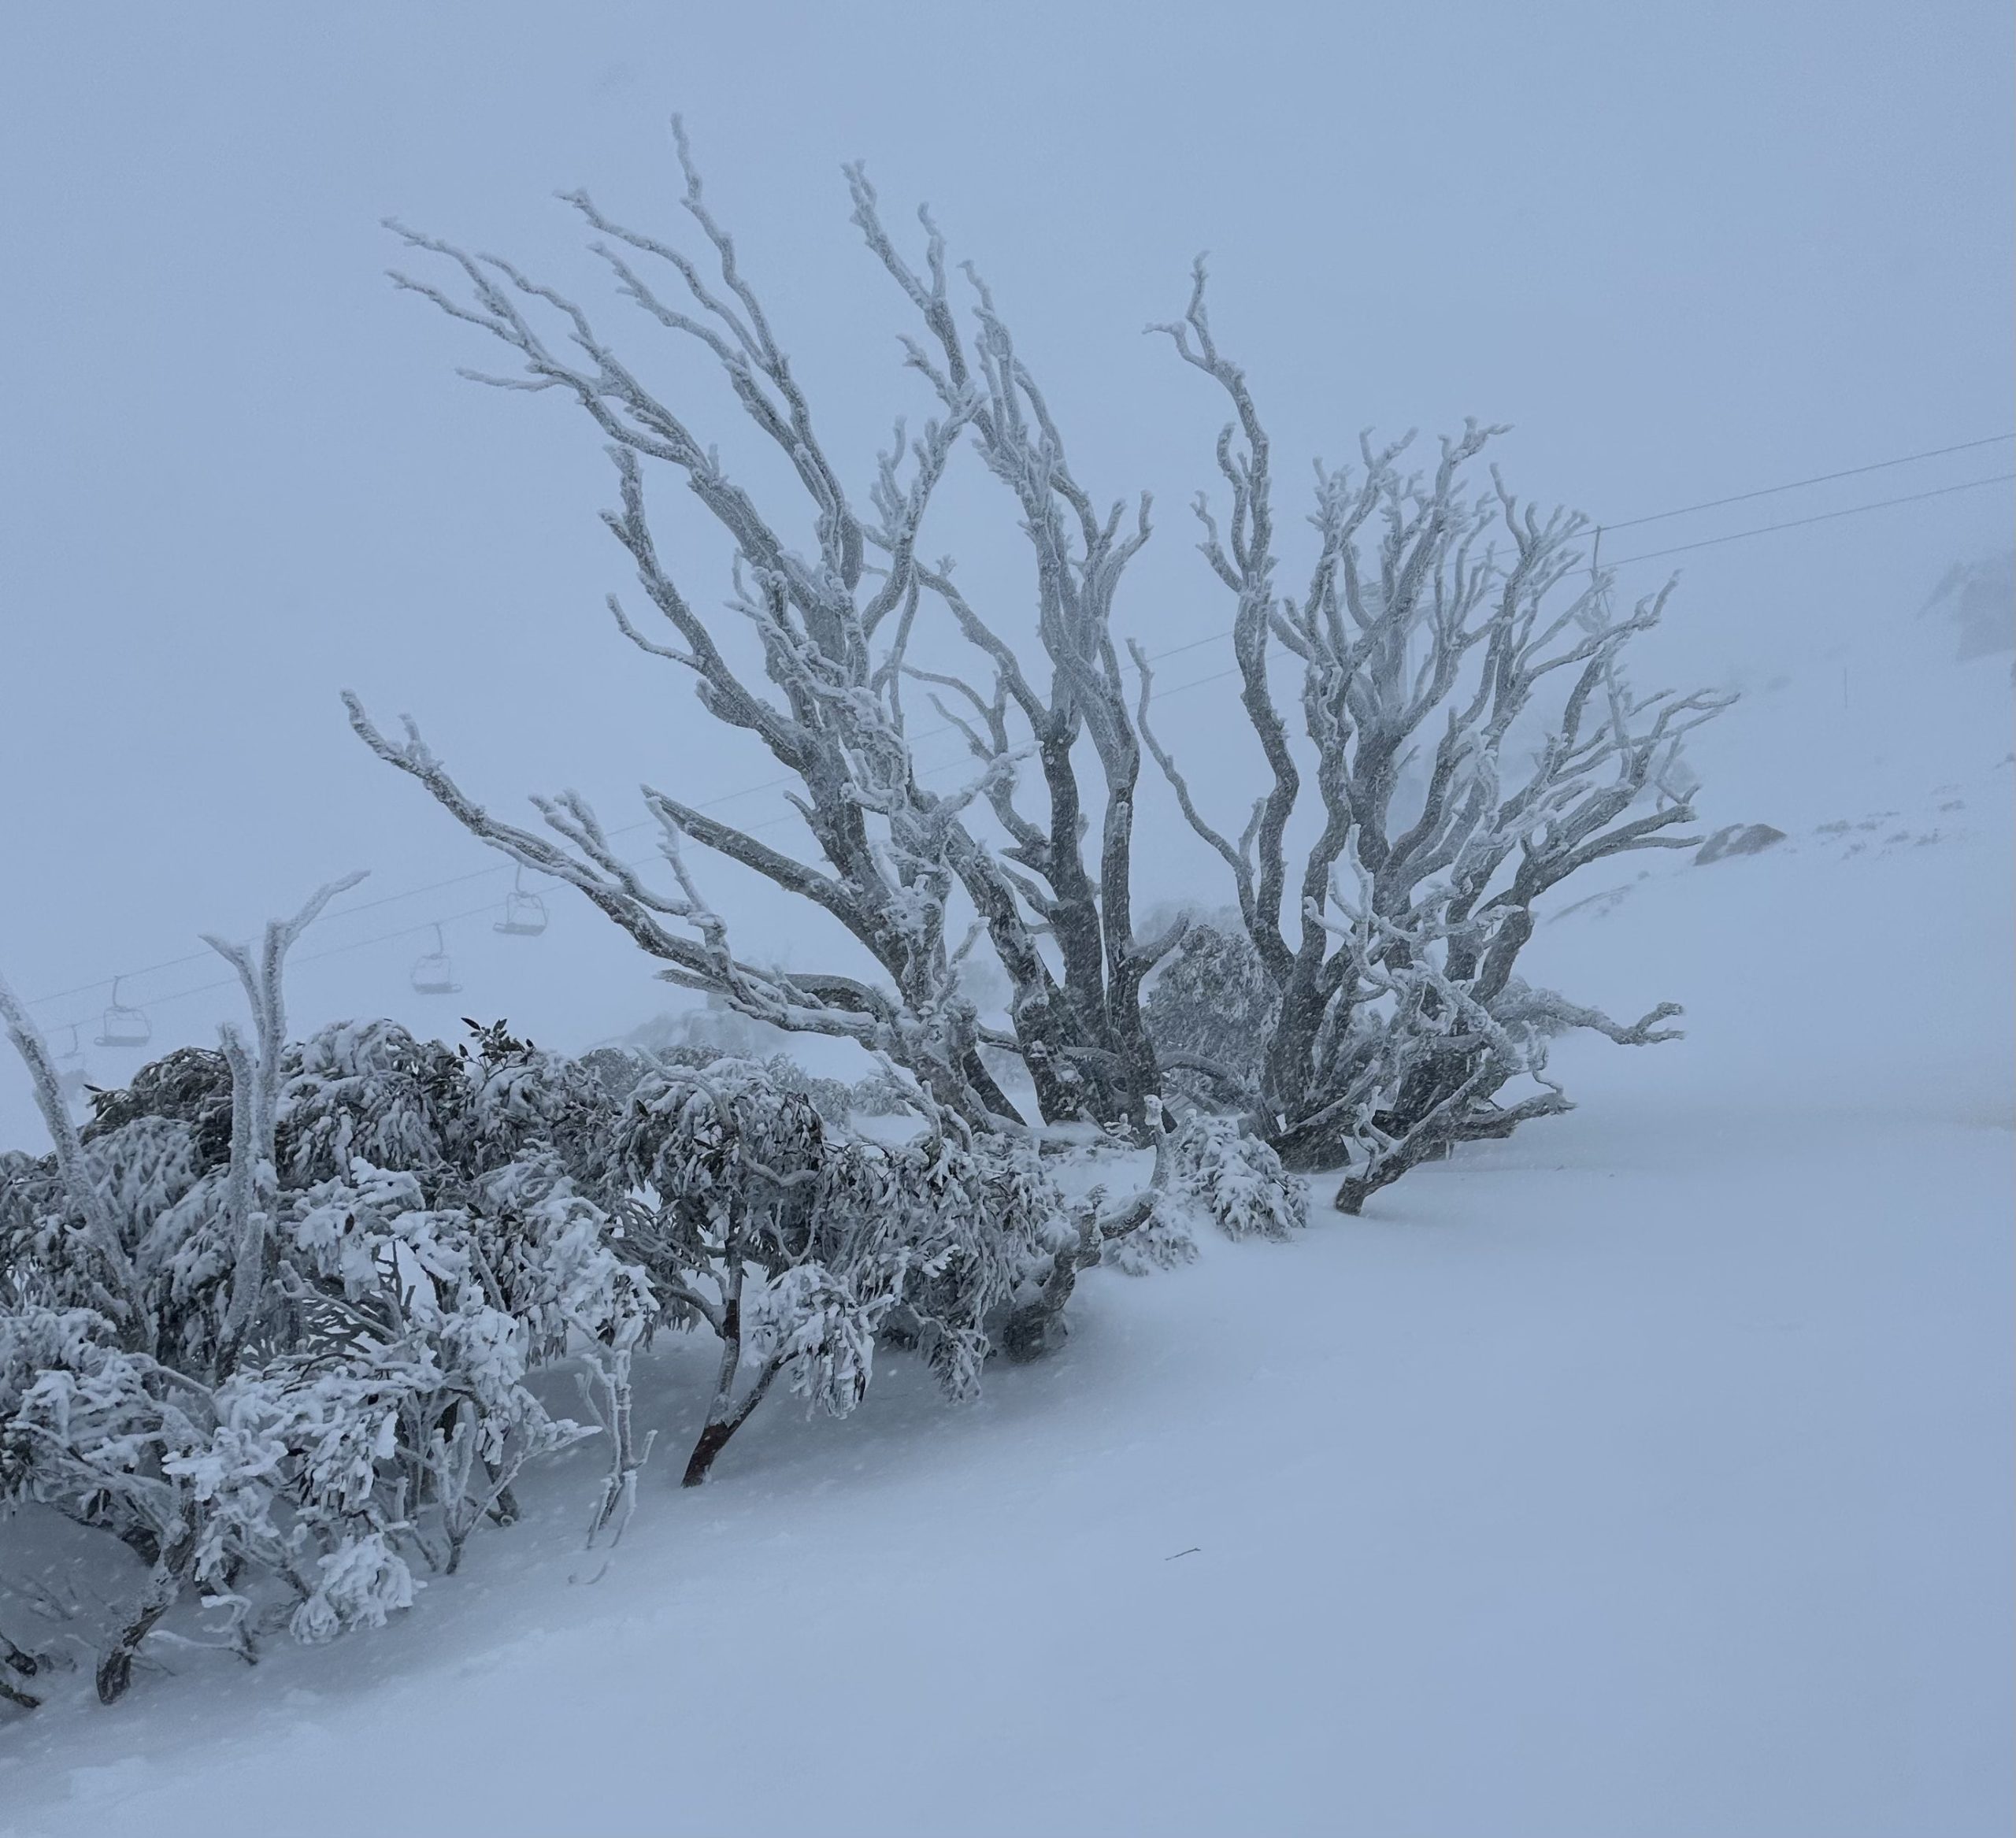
680, 1301, 780, 1488
680, 1417, 738, 1488
1266, 1112, 1358, 1173
96, 1534, 194, 1705
680, 1366, 779, 1486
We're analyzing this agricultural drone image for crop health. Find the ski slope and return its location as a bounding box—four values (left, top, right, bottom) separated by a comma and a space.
1, 631, 2009, 1838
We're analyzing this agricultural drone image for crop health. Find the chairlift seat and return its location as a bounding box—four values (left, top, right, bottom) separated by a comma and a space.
410, 922, 462, 995
95, 1006, 151, 1050
54, 1026, 90, 1102
411, 955, 462, 995
494, 890, 547, 936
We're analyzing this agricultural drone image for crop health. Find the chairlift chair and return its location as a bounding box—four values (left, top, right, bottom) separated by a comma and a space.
95, 977, 153, 1050
56, 1025, 90, 1104
410, 923, 462, 996
493, 868, 548, 937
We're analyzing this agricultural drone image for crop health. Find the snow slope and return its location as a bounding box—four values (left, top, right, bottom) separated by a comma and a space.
0, 642, 2009, 1836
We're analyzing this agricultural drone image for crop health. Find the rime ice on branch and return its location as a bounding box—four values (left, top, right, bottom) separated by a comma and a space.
350, 119, 1184, 1133
352, 120, 1729, 1210
1143, 261, 1730, 1206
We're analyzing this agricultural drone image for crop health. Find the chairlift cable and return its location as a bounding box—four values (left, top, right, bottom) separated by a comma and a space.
36, 899, 505, 1043
1603, 472, 2014, 565
1603, 433, 2014, 532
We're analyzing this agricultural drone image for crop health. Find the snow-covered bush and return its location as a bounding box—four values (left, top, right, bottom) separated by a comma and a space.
0, 888, 671, 1704
1098, 1111, 1306, 1274
1169, 1113, 1306, 1243
870, 1126, 1075, 1397
1097, 1183, 1199, 1277
609, 1057, 1070, 1483
0, 869, 1249, 1710
0, 995, 650, 1699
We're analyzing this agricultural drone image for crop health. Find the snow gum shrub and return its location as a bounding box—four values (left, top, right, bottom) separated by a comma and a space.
1099, 1111, 1305, 1275
870, 1127, 1076, 1399
280, 1017, 623, 1211
0, 1012, 1086, 1705
609, 1058, 1071, 1486
1169, 1114, 1306, 1243
1098, 1180, 1200, 1276
0, 1017, 652, 1704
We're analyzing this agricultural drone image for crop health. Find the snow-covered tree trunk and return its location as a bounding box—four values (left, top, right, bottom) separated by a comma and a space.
679, 1258, 778, 1488
201, 873, 363, 1361
849, 174, 1186, 1126
579, 1347, 657, 1543
93, 1529, 197, 1706
0, 977, 148, 1344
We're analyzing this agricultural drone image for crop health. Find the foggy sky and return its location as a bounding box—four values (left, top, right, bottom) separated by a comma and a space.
2, 0, 2010, 1142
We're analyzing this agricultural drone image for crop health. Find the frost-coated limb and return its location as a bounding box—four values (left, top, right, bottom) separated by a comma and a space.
0, 973, 146, 1340
343, 695, 978, 1095
1148, 268, 1732, 1193
0, 1629, 41, 1712
579, 1347, 658, 1544
852, 172, 1173, 1125
202, 872, 367, 1362
424, 1401, 586, 1576
1493, 985, 1684, 1047
0, 1626, 40, 1681
201, 872, 365, 1156
372, 127, 1132, 1128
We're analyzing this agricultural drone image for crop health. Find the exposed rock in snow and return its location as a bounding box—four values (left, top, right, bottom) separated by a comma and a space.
1923, 550, 2015, 662
1694, 821, 1788, 865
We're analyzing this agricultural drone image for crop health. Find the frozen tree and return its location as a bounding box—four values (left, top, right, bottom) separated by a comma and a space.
350, 120, 1181, 1135
1140, 265, 1731, 1209
351, 126, 1719, 1202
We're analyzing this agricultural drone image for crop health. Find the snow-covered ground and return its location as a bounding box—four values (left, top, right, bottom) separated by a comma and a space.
1, 633, 2010, 1836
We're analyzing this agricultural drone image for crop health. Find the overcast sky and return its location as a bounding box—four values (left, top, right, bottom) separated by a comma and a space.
2, 0, 2009, 1140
